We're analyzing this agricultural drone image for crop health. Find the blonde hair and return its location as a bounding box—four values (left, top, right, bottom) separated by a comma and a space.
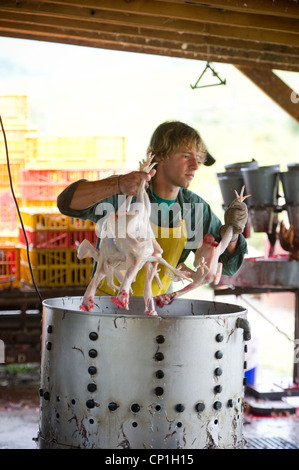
147, 121, 207, 164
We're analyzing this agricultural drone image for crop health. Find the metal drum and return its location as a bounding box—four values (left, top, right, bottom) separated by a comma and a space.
38, 296, 249, 449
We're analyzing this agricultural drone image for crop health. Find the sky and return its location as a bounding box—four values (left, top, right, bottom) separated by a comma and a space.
1, 36, 298, 165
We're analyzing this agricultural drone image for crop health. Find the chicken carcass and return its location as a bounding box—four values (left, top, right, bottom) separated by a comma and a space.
77, 154, 189, 315
155, 186, 249, 308
279, 222, 299, 261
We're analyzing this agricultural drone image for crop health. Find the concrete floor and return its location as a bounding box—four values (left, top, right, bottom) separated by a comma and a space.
0, 377, 299, 449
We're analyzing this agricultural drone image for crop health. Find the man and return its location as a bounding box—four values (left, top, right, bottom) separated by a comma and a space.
57, 121, 247, 297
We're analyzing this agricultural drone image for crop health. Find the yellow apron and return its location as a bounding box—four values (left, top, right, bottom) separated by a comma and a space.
95, 219, 187, 297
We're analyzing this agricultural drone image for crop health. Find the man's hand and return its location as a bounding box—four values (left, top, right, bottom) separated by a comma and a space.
118, 169, 156, 196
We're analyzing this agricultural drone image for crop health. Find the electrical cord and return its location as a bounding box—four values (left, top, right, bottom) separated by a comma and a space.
240, 294, 293, 343
0, 114, 43, 303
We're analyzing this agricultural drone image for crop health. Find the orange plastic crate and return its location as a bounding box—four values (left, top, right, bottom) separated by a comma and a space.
20, 168, 125, 201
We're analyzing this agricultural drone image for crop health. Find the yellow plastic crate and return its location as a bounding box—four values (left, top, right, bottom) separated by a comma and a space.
20, 262, 93, 287
0, 159, 25, 195
21, 246, 69, 266
19, 207, 95, 231
20, 246, 94, 266
25, 135, 125, 169
20, 247, 93, 287
67, 216, 94, 230
20, 207, 69, 231
20, 199, 57, 207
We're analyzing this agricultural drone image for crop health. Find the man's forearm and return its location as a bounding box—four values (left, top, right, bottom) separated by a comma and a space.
69, 177, 119, 210
60, 169, 155, 212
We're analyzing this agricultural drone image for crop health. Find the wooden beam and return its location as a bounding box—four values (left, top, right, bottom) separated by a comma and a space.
235, 66, 299, 123
2, 0, 299, 35
1, 16, 299, 71
0, 1, 299, 72
1, 9, 299, 60
1, 25, 298, 73
1, 2, 299, 47
37, 0, 298, 32
157, 0, 299, 19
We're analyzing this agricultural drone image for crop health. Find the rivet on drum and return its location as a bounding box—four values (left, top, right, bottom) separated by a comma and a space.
175, 404, 185, 413
155, 370, 164, 379
131, 403, 141, 413
46, 342, 52, 351
214, 367, 222, 376
215, 350, 223, 359
87, 383, 97, 393
88, 366, 97, 375
154, 352, 164, 361
86, 399, 95, 409
43, 391, 50, 401
89, 349, 98, 358
154, 386, 164, 396
156, 335, 165, 344
213, 401, 222, 410
227, 399, 233, 407
89, 332, 98, 341
47, 325, 53, 334
195, 402, 205, 413
215, 334, 224, 342
214, 385, 222, 393
108, 402, 118, 411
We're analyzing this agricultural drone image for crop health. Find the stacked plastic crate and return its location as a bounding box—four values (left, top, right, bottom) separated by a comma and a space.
18, 135, 127, 287
0, 95, 32, 244
19, 206, 98, 288
1, 94, 128, 289
0, 244, 20, 289
0, 96, 30, 288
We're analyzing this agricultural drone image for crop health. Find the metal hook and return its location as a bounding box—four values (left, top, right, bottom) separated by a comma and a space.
190, 62, 226, 90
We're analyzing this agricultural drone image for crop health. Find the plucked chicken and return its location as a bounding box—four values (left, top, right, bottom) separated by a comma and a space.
77, 154, 189, 315
155, 186, 250, 307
